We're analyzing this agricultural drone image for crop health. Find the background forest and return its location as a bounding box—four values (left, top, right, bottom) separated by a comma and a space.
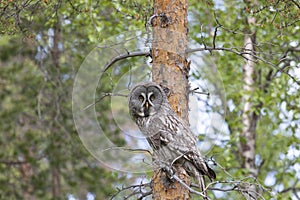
0, 0, 299, 199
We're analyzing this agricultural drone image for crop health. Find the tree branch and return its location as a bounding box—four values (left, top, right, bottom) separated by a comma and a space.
103, 51, 150, 72
170, 173, 209, 199
82, 92, 128, 111
110, 181, 151, 200
187, 46, 300, 86
291, 0, 300, 9
187, 46, 254, 62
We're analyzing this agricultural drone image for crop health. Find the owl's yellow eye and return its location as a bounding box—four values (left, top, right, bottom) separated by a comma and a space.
150, 94, 155, 101
139, 95, 144, 102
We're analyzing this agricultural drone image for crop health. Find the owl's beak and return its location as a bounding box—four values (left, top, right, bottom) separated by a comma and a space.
145, 101, 149, 110
143, 101, 150, 117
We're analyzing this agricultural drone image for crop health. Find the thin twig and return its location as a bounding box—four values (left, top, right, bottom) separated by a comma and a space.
186, 46, 255, 62
82, 93, 127, 111
102, 147, 152, 156
170, 173, 209, 199
110, 181, 151, 200
212, 24, 221, 49
187, 46, 300, 85
291, 0, 300, 9
190, 87, 210, 96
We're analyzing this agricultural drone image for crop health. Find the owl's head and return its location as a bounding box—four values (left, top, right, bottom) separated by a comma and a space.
128, 82, 167, 118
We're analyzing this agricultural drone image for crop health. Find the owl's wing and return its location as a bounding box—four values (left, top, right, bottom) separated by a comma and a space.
146, 114, 195, 153
184, 151, 216, 180
169, 127, 216, 180
146, 114, 216, 180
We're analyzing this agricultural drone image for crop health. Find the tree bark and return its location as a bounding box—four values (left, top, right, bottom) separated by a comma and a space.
19, 160, 35, 200
152, 0, 189, 124
151, 0, 190, 199
51, 167, 61, 199
238, 9, 259, 199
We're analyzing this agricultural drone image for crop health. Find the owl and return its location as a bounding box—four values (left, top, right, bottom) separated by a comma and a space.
128, 82, 216, 196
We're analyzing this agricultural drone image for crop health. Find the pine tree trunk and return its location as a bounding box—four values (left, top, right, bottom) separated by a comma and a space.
151, 0, 190, 199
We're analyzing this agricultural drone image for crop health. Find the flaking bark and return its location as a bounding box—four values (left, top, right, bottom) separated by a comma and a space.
151, 0, 191, 199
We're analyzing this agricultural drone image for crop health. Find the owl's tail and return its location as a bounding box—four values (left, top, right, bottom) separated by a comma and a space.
192, 155, 216, 181
206, 165, 216, 181
195, 170, 209, 200
192, 156, 216, 199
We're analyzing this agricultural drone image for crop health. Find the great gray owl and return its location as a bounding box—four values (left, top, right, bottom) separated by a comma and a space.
128, 82, 216, 196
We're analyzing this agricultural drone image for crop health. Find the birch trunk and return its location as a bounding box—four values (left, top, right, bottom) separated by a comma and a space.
239, 14, 259, 199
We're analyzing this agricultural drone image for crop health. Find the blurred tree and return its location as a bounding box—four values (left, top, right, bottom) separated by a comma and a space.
188, 0, 300, 199
1, 0, 299, 199
0, 0, 149, 199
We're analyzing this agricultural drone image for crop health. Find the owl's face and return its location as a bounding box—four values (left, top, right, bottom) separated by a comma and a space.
129, 83, 164, 118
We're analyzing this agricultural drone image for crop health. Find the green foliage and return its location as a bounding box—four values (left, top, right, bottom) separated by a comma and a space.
0, 0, 150, 199
1, 0, 299, 199
189, 0, 300, 198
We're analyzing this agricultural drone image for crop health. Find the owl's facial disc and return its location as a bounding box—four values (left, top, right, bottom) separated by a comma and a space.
147, 92, 154, 103
129, 84, 163, 118
138, 91, 157, 117
134, 92, 146, 117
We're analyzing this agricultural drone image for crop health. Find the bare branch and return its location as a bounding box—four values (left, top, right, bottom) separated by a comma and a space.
170, 173, 209, 199
291, 0, 300, 9
103, 51, 150, 72
212, 12, 222, 49
0, 160, 28, 165
187, 46, 300, 85
279, 180, 300, 194
102, 147, 152, 156
190, 87, 210, 96
0, 155, 45, 166
82, 92, 128, 111
214, 12, 240, 35
187, 46, 253, 61
190, 178, 270, 199
110, 181, 151, 200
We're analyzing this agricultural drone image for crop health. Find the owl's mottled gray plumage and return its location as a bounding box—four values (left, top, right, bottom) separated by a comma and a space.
128, 82, 216, 196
